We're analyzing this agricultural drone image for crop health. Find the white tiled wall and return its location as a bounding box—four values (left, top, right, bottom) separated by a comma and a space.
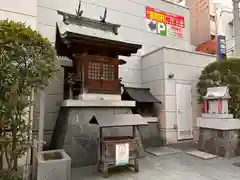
143, 80, 165, 96
0, 0, 37, 29
142, 46, 216, 143
162, 48, 215, 143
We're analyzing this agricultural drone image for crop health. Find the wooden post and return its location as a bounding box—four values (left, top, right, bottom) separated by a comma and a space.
218, 98, 222, 113
204, 99, 208, 113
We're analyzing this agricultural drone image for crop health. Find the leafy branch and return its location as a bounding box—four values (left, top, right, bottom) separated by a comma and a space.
0, 20, 58, 175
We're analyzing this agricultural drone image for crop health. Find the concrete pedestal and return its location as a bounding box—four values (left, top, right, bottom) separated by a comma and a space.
196, 117, 240, 157
50, 100, 162, 167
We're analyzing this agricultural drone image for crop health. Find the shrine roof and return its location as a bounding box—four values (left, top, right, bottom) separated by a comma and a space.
205, 86, 231, 99
56, 10, 142, 56
122, 87, 161, 103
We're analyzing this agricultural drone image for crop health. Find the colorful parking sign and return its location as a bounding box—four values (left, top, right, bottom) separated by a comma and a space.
146, 6, 184, 39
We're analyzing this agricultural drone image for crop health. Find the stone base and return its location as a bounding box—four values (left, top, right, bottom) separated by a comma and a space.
77, 93, 121, 101
138, 122, 165, 148
197, 117, 240, 130
50, 107, 134, 167
50, 106, 163, 168
198, 128, 240, 157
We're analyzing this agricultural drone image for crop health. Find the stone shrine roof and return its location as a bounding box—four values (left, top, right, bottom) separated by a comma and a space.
205, 86, 230, 99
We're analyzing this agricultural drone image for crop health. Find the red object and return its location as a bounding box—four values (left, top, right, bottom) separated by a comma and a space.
204, 99, 208, 113
218, 98, 222, 113
145, 6, 185, 28
195, 39, 217, 54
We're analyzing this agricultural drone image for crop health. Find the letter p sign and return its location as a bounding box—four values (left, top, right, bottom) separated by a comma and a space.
157, 22, 167, 36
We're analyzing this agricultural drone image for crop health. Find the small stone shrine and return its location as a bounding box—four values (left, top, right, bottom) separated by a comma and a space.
197, 86, 240, 157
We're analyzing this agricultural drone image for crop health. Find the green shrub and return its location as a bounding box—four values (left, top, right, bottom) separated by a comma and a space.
0, 170, 22, 180
0, 20, 58, 171
197, 58, 240, 118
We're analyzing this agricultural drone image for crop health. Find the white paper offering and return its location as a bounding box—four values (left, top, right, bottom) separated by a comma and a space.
115, 143, 129, 166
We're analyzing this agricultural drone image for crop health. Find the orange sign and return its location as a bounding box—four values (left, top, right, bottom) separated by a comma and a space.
146, 6, 185, 28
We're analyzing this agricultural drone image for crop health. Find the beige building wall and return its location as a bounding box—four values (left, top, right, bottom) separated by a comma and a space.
142, 47, 216, 144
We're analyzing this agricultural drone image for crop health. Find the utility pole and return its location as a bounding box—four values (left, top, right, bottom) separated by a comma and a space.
232, 0, 240, 56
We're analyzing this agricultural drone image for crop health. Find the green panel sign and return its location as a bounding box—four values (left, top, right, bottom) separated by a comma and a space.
156, 22, 167, 36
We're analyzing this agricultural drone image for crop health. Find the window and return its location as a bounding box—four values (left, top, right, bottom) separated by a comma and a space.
88, 62, 115, 80
103, 63, 115, 80
88, 62, 101, 80
210, 15, 216, 21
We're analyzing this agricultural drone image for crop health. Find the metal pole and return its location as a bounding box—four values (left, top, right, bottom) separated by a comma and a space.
38, 90, 45, 151
232, 0, 240, 56
215, 8, 219, 60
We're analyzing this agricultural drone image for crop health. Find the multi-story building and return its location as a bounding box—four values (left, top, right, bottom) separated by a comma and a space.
185, 0, 234, 56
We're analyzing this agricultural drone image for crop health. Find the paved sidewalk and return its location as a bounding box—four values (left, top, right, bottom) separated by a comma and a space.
71, 152, 240, 180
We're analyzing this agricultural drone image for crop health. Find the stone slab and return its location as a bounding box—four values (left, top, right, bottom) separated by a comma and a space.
201, 113, 233, 119
61, 100, 135, 107
233, 163, 240, 167
142, 117, 158, 123
196, 117, 240, 130
71, 153, 240, 180
185, 150, 218, 160
78, 93, 121, 101
145, 147, 182, 156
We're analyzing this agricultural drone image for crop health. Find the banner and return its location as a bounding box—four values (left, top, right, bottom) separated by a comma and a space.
217, 35, 226, 61
146, 6, 185, 39
115, 143, 129, 166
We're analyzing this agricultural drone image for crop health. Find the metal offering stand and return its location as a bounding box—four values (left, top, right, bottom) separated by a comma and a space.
89, 114, 148, 177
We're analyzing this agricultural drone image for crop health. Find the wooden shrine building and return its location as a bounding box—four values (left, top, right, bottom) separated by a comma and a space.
55, 10, 142, 100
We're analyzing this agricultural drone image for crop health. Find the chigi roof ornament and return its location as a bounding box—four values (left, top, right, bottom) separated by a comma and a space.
100, 8, 107, 23
57, 5, 120, 35
75, 0, 83, 17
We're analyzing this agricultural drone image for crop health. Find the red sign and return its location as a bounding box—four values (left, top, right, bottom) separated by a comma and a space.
146, 6, 185, 28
